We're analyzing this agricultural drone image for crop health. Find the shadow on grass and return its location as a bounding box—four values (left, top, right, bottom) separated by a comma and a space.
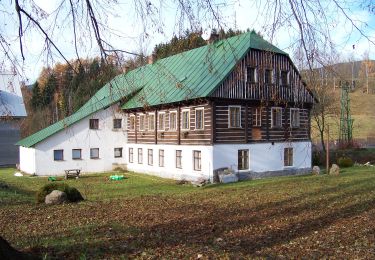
24, 173, 375, 258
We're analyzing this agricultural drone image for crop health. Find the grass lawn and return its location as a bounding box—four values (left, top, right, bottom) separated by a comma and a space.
1, 167, 375, 259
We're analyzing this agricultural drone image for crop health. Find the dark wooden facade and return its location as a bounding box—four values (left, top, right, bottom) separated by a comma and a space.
125, 49, 313, 145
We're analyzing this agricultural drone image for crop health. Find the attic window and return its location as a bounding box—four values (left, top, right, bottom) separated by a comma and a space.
89, 119, 99, 129
264, 69, 273, 84
246, 67, 257, 83
113, 119, 122, 129
280, 70, 290, 86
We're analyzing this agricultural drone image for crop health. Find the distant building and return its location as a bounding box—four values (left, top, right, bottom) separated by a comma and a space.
0, 72, 27, 166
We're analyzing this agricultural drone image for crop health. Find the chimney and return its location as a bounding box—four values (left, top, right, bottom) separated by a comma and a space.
207, 33, 219, 44
148, 54, 156, 65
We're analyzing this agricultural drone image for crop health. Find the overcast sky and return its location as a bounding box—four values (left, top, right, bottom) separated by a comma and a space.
2, 0, 374, 83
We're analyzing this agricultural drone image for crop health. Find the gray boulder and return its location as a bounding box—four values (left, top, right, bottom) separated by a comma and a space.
329, 164, 340, 176
312, 166, 320, 175
45, 190, 67, 205
219, 173, 239, 183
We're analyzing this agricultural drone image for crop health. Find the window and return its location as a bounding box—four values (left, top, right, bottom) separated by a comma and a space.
159, 149, 164, 167
89, 119, 99, 129
129, 148, 134, 163
176, 150, 182, 168
193, 150, 201, 171
271, 107, 282, 128
181, 110, 190, 130
54, 150, 63, 161
129, 116, 135, 130
114, 148, 123, 158
246, 66, 257, 83
280, 70, 290, 86
229, 106, 241, 128
264, 69, 273, 84
284, 148, 293, 166
139, 114, 145, 131
158, 112, 165, 131
113, 118, 122, 129
238, 149, 249, 170
169, 112, 177, 131
72, 149, 82, 160
90, 148, 99, 159
138, 148, 143, 164
253, 108, 262, 127
148, 113, 155, 131
290, 108, 300, 128
148, 149, 153, 165
195, 108, 204, 130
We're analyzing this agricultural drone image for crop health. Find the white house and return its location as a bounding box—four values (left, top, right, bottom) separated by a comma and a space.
18, 31, 315, 181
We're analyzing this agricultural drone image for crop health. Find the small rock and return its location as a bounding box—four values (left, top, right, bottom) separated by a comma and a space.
14, 172, 23, 177
312, 166, 320, 175
197, 254, 203, 259
191, 177, 207, 187
329, 164, 340, 176
45, 190, 67, 205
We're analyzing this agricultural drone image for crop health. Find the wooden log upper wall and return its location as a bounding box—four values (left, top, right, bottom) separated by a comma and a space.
211, 49, 314, 104
213, 102, 310, 143
127, 102, 212, 145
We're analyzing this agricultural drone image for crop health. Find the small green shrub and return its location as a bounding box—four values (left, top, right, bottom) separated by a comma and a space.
337, 156, 354, 168
36, 182, 84, 203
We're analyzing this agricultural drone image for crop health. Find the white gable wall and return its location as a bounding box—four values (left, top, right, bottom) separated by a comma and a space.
26, 105, 127, 176
19, 146, 36, 173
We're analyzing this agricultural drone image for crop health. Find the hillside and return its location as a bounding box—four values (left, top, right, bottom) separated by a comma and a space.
311, 88, 375, 142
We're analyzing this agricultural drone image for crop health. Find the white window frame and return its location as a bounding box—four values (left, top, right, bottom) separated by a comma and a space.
284, 147, 294, 167
158, 112, 165, 131
181, 109, 190, 131
148, 149, 153, 166
129, 115, 135, 130
148, 112, 155, 131
193, 150, 202, 171
253, 108, 262, 127
238, 149, 249, 170
271, 107, 282, 128
129, 148, 134, 163
169, 111, 177, 131
114, 147, 123, 158
228, 105, 241, 128
138, 148, 143, 164
195, 107, 204, 130
159, 149, 164, 167
176, 150, 182, 169
139, 114, 145, 131
290, 108, 300, 128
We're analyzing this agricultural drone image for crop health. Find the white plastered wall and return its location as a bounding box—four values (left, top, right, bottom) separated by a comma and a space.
25, 105, 127, 176
213, 141, 312, 172
125, 144, 213, 181
19, 146, 36, 174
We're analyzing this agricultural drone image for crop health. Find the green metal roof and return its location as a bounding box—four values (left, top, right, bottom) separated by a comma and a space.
16, 73, 143, 147
122, 31, 287, 109
17, 31, 287, 147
